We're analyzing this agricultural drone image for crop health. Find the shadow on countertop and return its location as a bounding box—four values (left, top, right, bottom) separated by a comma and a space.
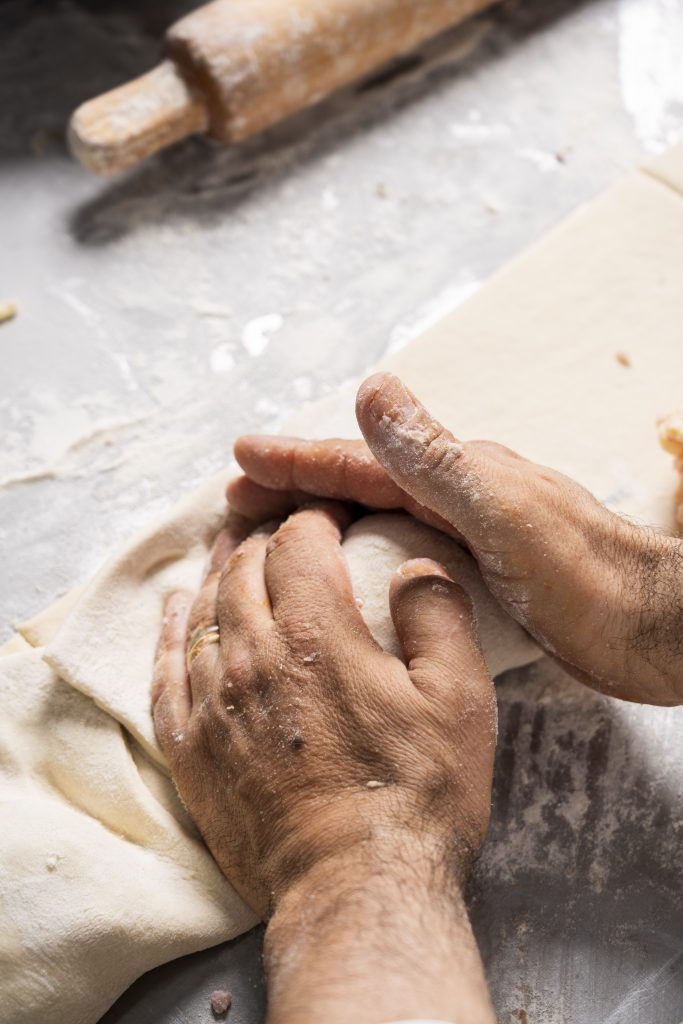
0, 0, 594, 245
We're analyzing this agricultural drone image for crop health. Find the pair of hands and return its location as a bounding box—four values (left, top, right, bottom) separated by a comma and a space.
152, 372, 682, 1024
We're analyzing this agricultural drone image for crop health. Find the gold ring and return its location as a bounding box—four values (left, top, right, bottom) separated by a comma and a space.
187, 625, 220, 672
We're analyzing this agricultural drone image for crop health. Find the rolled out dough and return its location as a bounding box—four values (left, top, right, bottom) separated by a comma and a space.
3, 140, 683, 1024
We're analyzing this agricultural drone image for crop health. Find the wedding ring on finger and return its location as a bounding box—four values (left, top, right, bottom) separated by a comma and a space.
187, 624, 221, 672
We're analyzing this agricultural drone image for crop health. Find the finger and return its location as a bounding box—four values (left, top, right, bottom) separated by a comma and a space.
217, 522, 277, 640
186, 526, 246, 696
152, 591, 193, 757
356, 373, 496, 546
389, 559, 491, 706
234, 435, 404, 507
264, 503, 374, 644
227, 475, 310, 522
233, 438, 460, 540
186, 526, 245, 641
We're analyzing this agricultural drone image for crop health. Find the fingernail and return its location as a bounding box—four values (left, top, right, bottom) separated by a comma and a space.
397, 558, 452, 581
387, 380, 418, 423
362, 373, 417, 424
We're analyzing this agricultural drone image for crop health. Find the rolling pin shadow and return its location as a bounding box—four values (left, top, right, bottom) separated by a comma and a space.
69, 0, 498, 175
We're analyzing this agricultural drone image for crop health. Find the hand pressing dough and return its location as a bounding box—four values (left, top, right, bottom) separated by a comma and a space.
6, 140, 683, 1024
344, 514, 541, 677
3, 510, 539, 1024
45, 496, 541, 771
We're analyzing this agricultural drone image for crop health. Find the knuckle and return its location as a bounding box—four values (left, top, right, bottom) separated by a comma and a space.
421, 427, 465, 474
272, 507, 337, 546
267, 519, 310, 561
221, 646, 254, 692
266, 523, 295, 556
224, 534, 265, 567
280, 614, 324, 657
187, 596, 216, 637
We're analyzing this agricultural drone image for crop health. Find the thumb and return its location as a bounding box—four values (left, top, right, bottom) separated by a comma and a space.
389, 558, 492, 710
356, 373, 491, 544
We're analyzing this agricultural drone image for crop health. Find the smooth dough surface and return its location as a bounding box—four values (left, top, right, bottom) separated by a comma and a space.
344, 514, 540, 677
3, 140, 683, 1024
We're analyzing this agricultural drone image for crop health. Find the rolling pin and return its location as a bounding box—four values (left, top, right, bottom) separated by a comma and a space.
69, 0, 497, 175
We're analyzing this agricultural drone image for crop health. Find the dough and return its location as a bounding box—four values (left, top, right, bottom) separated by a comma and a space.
658, 412, 683, 528
0, 648, 255, 1024
344, 514, 540, 677
3, 139, 683, 1024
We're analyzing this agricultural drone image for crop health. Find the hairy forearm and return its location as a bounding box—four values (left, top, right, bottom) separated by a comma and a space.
547, 516, 683, 706
263, 844, 495, 1024
621, 530, 683, 705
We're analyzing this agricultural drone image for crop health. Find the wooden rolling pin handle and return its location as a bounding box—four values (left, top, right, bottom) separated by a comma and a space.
68, 61, 209, 176
69, 0, 496, 175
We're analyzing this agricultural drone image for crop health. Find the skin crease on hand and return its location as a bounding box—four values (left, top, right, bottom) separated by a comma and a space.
152, 504, 498, 1024
228, 372, 683, 708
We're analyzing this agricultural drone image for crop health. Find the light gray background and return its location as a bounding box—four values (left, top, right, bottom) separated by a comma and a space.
1, 1, 682, 1022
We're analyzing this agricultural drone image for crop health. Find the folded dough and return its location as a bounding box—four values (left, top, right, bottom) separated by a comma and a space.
0, 648, 255, 1024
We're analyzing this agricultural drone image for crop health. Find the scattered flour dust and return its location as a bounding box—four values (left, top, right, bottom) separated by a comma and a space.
618, 0, 683, 151
241, 314, 284, 357
210, 344, 236, 374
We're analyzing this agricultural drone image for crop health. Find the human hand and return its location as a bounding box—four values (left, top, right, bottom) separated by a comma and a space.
152, 504, 496, 915
152, 504, 497, 1024
228, 373, 683, 707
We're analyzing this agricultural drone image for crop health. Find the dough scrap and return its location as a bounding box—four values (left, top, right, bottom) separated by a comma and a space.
658, 412, 683, 528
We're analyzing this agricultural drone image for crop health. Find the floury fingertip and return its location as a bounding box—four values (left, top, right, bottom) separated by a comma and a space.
356, 372, 418, 425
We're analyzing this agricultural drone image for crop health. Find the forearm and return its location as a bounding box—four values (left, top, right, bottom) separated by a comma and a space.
539, 516, 683, 707
263, 844, 495, 1024
620, 530, 683, 706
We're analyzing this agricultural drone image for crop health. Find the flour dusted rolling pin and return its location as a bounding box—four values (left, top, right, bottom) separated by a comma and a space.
69, 0, 497, 175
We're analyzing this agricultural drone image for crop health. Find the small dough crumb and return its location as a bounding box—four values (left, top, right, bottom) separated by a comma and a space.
615, 351, 631, 367
210, 989, 232, 1015
0, 300, 17, 324
366, 780, 387, 789
658, 412, 683, 527
46, 856, 58, 871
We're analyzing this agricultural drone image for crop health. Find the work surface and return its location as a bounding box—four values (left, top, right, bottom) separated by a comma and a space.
2, 1, 683, 1022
